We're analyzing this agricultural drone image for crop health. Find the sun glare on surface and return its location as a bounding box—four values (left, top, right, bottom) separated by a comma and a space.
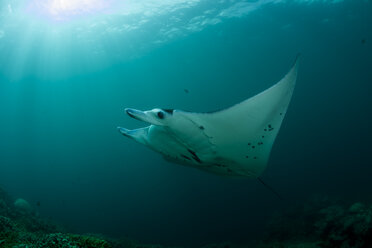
27, 0, 113, 21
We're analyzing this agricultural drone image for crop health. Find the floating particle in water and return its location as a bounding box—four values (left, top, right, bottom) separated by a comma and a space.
184, 89, 189, 93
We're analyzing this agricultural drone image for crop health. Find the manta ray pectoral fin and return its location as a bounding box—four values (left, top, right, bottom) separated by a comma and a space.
117, 126, 149, 145
177, 56, 300, 176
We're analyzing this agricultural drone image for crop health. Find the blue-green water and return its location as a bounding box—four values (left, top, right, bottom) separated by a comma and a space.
0, 0, 371, 246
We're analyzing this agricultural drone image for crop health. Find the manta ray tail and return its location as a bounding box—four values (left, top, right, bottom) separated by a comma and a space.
257, 177, 283, 200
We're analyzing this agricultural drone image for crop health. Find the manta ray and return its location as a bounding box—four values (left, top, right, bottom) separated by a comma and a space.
118, 56, 299, 179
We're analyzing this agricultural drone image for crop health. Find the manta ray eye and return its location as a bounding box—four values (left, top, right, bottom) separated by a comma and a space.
157, 111, 165, 119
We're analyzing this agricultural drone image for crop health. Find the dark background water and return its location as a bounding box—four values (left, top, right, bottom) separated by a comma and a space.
0, 0, 371, 246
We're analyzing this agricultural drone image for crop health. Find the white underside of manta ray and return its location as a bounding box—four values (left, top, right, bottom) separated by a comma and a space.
118, 56, 299, 178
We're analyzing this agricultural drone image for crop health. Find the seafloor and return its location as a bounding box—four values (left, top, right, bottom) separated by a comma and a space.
1, 187, 371, 248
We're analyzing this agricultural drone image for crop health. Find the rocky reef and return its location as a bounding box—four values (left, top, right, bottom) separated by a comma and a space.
1, 187, 372, 248
0, 187, 175, 248
258, 196, 372, 248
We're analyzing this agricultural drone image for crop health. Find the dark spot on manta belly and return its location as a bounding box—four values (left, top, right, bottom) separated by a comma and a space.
267, 124, 274, 131
199, 126, 204, 130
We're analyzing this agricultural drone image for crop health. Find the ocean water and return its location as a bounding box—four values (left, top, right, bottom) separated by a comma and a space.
0, 0, 371, 246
